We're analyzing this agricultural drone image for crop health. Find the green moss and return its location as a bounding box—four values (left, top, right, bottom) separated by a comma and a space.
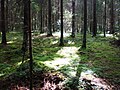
0, 32, 120, 86
79, 36, 120, 85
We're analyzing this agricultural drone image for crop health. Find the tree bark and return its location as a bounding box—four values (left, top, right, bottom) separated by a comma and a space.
71, 0, 76, 38
59, 0, 64, 46
24, 0, 33, 90
82, 0, 87, 48
47, 0, 52, 36
110, 0, 114, 34
104, 0, 106, 37
1, 0, 7, 45
93, 0, 97, 37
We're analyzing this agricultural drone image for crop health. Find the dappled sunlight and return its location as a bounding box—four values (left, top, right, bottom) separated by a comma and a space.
99, 34, 113, 37
51, 40, 58, 45
67, 40, 75, 44
7, 41, 14, 44
44, 58, 71, 70
16, 61, 22, 66
42, 45, 114, 89
57, 47, 79, 58
33, 32, 71, 39
43, 46, 80, 77
0, 74, 4, 77
53, 32, 71, 38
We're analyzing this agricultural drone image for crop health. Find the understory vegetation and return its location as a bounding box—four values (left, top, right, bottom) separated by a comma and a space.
0, 32, 120, 89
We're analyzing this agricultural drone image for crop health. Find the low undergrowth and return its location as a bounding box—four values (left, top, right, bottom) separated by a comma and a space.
79, 36, 120, 87
0, 32, 120, 89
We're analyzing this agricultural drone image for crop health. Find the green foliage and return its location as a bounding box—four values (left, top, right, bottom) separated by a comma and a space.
64, 77, 79, 90
0, 64, 16, 77
16, 61, 52, 73
79, 36, 120, 85
1, 31, 120, 86
0, 32, 62, 78
33, 36, 62, 62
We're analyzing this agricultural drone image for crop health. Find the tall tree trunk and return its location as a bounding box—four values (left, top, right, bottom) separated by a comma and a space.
22, 0, 29, 62
89, 0, 93, 33
104, 0, 106, 37
59, 0, 64, 46
40, 3, 43, 33
57, 0, 60, 21
82, 0, 87, 48
110, 0, 114, 34
23, 0, 33, 89
1, 0, 7, 45
5, 0, 8, 32
47, 0, 52, 36
93, 0, 97, 37
71, 0, 76, 38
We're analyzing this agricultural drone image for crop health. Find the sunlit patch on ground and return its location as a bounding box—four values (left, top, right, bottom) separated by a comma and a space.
53, 32, 71, 38
99, 34, 113, 37
7, 41, 14, 44
43, 46, 80, 77
51, 41, 58, 45
57, 47, 79, 58
33, 32, 71, 39
67, 40, 75, 44
42, 46, 113, 89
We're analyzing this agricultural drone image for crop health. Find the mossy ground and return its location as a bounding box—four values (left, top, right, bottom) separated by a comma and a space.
0, 31, 120, 89
78, 35, 120, 86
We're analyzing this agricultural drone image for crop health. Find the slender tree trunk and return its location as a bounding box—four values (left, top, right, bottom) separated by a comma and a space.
47, 0, 52, 36
90, 0, 93, 33
104, 0, 106, 37
22, 0, 29, 62
59, 0, 64, 46
82, 0, 87, 48
5, 0, 8, 32
93, 0, 97, 37
57, 0, 60, 21
110, 0, 114, 34
1, 0, 7, 45
24, 0, 33, 89
40, 3, 43, 33
71, 0, 76, 38
118, 10, 120, 30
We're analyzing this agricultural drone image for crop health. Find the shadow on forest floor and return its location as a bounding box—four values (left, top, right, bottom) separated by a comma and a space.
0, 32, 120, 89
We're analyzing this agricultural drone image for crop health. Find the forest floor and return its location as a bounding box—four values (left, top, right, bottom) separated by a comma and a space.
0, 31, 120, 90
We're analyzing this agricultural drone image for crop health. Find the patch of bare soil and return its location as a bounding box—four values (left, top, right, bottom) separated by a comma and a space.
0, 71, 64, 90
0, 71, 120, 90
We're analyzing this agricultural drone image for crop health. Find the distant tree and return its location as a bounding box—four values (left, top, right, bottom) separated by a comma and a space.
110, 0, 114, 34
47, 0, 53, 36
89, 0, 93, 33
57, 0, 60, 21
59, 0, 64, 46
93, 0, 97, 37
71, 0, 76, 38
82, 0, 87, 48
40, 1, 43, 33
103, 0, 106, 37
1, 0, 7, 45
5, 0, 8, 32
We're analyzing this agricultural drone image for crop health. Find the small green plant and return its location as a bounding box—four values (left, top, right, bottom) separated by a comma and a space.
64, 77, 79, 90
